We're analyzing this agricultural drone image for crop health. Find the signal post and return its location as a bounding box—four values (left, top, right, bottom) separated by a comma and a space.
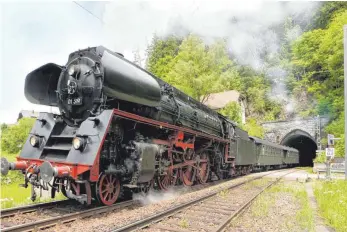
325, 134, 335, 180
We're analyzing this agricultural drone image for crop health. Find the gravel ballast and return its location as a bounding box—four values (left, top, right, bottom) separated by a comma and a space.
227, 180, 314, 232
49, 171, 275, 232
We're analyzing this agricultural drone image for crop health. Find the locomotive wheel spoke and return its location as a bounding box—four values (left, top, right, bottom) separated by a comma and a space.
198, 153, 210, 184
97, 173, 120, 206
181, 149, 196, 186
158, 169, 178, 190
182, 166, 195, 186
158, 172, 172, 191
171, 169, 179, 185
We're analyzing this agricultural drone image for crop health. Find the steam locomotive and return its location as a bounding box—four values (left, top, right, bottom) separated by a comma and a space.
1, 46, 299, 206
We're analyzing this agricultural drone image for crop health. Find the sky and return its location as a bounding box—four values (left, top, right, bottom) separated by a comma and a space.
0, 0, 320, 124
0, 1, 110, 124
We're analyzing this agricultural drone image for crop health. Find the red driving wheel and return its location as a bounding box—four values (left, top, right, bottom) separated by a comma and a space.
197, 154, 210, 184
97, 173, 120, 206
181, 165, 195, 186
158, 170, 172, 191
158, 169, 179, 190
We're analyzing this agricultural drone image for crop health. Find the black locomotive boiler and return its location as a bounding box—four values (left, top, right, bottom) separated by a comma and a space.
1, 46, 299, 205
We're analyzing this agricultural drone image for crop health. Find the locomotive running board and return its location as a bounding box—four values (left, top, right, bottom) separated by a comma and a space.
112, 109, 229, 143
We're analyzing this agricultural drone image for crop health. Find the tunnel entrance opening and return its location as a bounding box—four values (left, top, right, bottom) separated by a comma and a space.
281, 130, 317, 167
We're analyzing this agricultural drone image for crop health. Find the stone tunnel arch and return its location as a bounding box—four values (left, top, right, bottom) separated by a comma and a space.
280, 129, 317, 167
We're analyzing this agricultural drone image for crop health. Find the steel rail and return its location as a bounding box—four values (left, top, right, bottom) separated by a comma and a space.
111, 169, 293, 232
0, 177, 226, 219
1, 200, 137, 232
1, 199, 73, 218
0, 175, 230, 231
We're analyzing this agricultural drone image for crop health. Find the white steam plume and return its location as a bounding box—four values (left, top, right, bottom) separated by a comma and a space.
103, 0, 320, 116
103, 0, 319, 66
132, 186, 191, 205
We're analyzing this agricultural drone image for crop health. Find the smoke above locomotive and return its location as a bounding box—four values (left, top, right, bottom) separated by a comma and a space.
25, 46, 162, 125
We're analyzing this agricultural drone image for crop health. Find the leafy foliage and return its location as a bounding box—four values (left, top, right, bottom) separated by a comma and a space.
1, 123, 8, 131
240, 74, 283, 121
166, 35, 240, 101
243, 118, 265, 138
310, 2, 347, 30
219, 102, 242, 125
291, 10, 347, 156
1, 118, 35, 154
313, 151, 326, 163
145, 34, 282, 137
145, 34, 182, 79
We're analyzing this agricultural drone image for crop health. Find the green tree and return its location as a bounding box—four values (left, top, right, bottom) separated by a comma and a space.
243, 118, 265, 138
310, 2, 347, 30
219, 102, 242, 125
324, 112, 345, 157
291, 10, 347, 156
145, 33, 284, 133
238, 72, 283, 121
167, 35, 240, 102
1, 118, 35, 154
1, 123, 8, 132
145, 34, 182, 80
292, 10, 347, 117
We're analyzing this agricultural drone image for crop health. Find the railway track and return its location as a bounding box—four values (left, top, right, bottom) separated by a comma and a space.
0, 199, 137, 232
0, 174, 235, 232
111, 169, 297, 232
1, 199, 73, 218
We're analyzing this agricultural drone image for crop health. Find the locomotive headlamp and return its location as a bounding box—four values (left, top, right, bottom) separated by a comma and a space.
72, 137, 85, 150
30, 135, 39, 147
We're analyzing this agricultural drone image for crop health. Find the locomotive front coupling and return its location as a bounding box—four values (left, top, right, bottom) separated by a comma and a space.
1, 157, 28, 175
1, 158, 70, 182
1, 157, 71, 201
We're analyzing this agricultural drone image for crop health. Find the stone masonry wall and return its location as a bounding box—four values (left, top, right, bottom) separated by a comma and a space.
262, 116, 330, 144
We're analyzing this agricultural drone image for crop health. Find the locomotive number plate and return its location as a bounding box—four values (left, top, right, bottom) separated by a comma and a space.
67, 97, 82, 105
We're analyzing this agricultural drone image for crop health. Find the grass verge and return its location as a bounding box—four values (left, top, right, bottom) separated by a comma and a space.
252, 181, 314, 231
1, 152, 66, 209
313, 180, 347, 232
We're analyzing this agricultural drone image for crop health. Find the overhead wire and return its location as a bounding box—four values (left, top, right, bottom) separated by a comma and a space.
73, 1, 106, 25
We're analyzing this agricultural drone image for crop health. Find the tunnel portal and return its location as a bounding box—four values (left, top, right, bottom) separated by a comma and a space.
281, 129, 317, 167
